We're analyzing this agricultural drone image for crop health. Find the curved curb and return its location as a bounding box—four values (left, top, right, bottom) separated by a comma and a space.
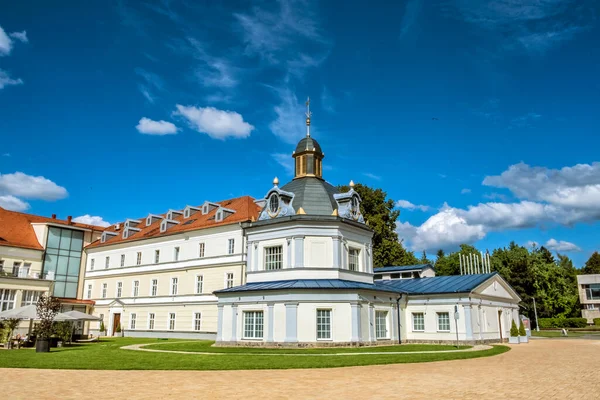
121, 342, 493, 357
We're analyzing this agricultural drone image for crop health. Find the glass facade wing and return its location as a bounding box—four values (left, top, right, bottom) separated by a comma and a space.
43, 227, 84, 298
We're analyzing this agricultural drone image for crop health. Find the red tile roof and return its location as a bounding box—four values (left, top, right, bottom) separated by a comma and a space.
0, 207, 106, 251
86, 195, 261, 249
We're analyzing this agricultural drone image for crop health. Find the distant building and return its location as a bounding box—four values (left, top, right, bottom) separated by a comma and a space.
0, 207, 104, 334
373, 265, 436, 280
577, 274, 600, 323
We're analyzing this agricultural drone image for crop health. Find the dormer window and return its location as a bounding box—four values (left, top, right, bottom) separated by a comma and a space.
267, 193, 280, 217
351, 196, 360, 220
214, 207, 235, 222
146, 214, 163, 226
166, 209, 183, 220
160, 219, 179, 233
100, 231, 118, 243
183, 206, 201, 219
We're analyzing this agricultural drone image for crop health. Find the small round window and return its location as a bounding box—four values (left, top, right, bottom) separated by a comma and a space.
268, 193, 280, 217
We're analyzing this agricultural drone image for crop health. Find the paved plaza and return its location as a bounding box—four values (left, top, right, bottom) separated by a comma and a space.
3, 339, 599, 399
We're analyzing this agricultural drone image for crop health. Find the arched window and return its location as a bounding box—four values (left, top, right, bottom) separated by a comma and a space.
268, 193, 280, 217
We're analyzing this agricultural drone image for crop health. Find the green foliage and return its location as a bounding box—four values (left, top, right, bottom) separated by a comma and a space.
337, 183, 418, 267
538, 318, 588, 329
510, 320, 519, 337
594, 318, 600, 326
0, 327, 10, 343
35, 294, 61, 339
518, 320, 526, 336
53, 321, 73, 343
4, 318, 21, 339
581, 251, 600, 274
99, 321, 105, 332
115, 323, 122, 333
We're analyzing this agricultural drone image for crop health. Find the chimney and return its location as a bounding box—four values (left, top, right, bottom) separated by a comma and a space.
52, 214, 57, 219
67, 215, 72, 224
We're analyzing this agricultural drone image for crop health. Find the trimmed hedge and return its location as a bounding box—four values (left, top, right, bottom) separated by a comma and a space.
538, 317, 588, 329
594, 318, 600, 326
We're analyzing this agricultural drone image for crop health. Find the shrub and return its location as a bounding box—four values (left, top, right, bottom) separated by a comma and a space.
519, 320, 526, 336
53, 321, 73, 344
510, 320, 519, 337
99, 321, 105, 333
538, 317, 588, 329
36, 294, 61, 339
115, 323, 121, 333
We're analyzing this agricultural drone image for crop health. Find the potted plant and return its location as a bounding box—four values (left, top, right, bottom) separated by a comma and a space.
115, 322, 122, 337
519, 320, 528, 343
35, 294, 61, 353
53, 321, 73, 347
509, 320, 520, 344
3, 318, 22, 349
99, 321, 105, 336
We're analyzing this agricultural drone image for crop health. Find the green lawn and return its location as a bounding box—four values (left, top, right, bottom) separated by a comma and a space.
146, 340, 470, 354
531, 330, 600, 338
0, 338, 510, 370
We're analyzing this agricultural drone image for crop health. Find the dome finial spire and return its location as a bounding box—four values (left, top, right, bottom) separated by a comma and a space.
305, 96, 312, 137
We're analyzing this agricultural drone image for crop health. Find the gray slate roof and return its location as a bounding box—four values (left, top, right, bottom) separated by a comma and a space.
377, 273, 497, 295
281, 177, 339, 216
295, 137, 322, 154
374, 264, 434, 273
214, 274, 498, 296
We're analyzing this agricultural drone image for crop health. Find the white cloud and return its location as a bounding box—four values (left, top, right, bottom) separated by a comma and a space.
234, 0, 330, 76
543, 238, 581, 252
399, 0, 423, 39
321, 87, 335, 113
174, 105, 253, 140
0, 195, 30, 212
0, 69, 23, 89
461, 188, 471, 194
9, 31, 28, 43
483, 162, 600, 214
0, 25, 13, 56
271, 153, 294, 175
396, 199, 429, 212
136, 117, 178, 135
0, 172, 68, 201
268, 88, 306, 144
362, 173, 381, 181
186, 38, 238, 89
72, 215, 111, 228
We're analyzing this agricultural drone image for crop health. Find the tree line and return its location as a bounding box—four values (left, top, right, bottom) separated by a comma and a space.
345, 183, 600, 320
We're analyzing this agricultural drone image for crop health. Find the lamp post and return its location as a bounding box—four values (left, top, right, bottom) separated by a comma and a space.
532, 297, 540, 332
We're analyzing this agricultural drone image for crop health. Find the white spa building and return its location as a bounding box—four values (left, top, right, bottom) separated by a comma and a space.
83, 111, 521, 345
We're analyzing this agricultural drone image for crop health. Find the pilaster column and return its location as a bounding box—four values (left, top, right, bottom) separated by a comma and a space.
284, 303, 298, 342
231, 305, 238, 342
332, 236, 341, 269
368, 303, 375, 342
391, 304, 398, 341
463, 304, 473, 340
350, 302, 361, 342
293, 236, 304, 268
267, 303, 275, 342
252, 242, 258, 272
216, 304, 224, 342
246, 241, 253, 272
286, 238, 292, 269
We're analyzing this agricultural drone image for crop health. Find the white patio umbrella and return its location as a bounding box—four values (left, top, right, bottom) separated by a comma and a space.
0, 304, 76, 321
61, 310, 101, 321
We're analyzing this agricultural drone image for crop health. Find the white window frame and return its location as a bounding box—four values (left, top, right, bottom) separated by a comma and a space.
101, 283, 107, 299
130, 313, 137, 330
375, 310, 389, 339
0, 289, 16, 311
225, 272, 234, 289
136, 252, 142, 265
174, 246, 180, 261
193, 312, 202, 331
228, 238, 235, 255
105, 256, 110, 269
412, 312, 425, 332
196, 275, 204, 294
264, 245, 283, 270
86, 284, 93, 300
348, 248, 360, 271
199, 242, 205, 258
132, 280, 139, 297
243, 310, 264, 339
148, 313, 155, 330
120, 254, 125, 267
154, 250, 160, 264
171, 277, 178, 295
150, 278, 158, 296
437, 312, 451, 332
116, 281, 123, 298
316, 309, 332, 340
168, 312, 176, 330
90, 258, 95, 270
20, 290, 41, 307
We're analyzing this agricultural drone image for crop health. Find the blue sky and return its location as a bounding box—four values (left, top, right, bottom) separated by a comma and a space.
1, 0, 599, 266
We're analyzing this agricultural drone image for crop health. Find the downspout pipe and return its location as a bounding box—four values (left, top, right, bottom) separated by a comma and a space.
396, 294, 403, 344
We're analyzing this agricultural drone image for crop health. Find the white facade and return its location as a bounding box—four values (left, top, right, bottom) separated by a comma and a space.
84, 224, 246, 338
